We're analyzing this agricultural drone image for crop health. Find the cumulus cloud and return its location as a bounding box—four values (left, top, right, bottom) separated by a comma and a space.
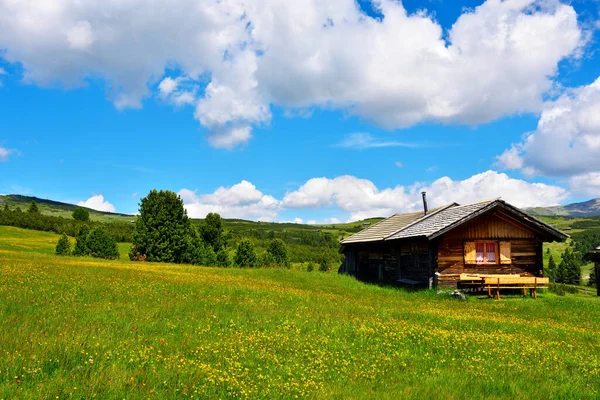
568, 172, 600, 197
0, 0, 585, 148
497, 76, 600, 195
179, 180, 280, 221
78, 194, 116, 212
283, 171, 569, 221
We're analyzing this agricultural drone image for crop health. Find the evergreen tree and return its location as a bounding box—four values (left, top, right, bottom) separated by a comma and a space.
557, 248, 582, 285
234, 240, 258, 267
72, 207, 90, 222
200, 212, 226, 252
546, 255, 557, 282
86, 227, 119, 259
2, 204, 9, 212
588, 267, 597, 288
556, 259, 567, 284
216, 248, 231, 267
73, 226, 90, 256
266, 238, 290, 267
55, 234, 71, 256
129, 190, 196, 263
318, 255, 329, 272
27, 201, 40, 214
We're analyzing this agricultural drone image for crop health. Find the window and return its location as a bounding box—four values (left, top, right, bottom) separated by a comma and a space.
476, 241, 497, 264
465, 241, 511, 265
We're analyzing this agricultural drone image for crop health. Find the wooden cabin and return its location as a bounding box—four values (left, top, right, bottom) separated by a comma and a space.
339, 198, 568, 288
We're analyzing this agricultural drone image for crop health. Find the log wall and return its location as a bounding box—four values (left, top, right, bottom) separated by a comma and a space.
437, 212, 542, 287
349, 239, 431, 284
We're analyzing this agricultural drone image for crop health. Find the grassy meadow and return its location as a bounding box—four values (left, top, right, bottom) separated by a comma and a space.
1, 226, 600, 399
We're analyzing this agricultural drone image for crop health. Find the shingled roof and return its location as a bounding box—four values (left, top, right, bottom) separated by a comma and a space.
340, 198, 568, 245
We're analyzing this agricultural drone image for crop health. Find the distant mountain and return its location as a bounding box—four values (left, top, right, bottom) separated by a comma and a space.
525, 198, 600, 217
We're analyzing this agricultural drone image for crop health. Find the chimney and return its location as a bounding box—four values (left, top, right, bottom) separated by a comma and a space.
421, 191, 428, 216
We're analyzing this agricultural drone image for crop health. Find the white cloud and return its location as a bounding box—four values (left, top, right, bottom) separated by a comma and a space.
336, 133, 419, 149
283, 171, 569, 221
205, 125, 253, 150
395, 161, 403, 168
0, 147, 16, 162
67, 20, 94, 50
78, 194, 116, 212
158, 76, 198, 107
497, 76, 600, 195
568, 172, 600, 197
179, 180, 280, 221
0, 0, 585, 148
498, 77, 600, 177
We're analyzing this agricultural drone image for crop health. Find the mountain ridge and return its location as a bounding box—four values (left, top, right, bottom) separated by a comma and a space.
524, 198, 600, 217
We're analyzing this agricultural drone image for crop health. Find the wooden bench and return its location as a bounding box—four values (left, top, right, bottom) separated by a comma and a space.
458, 274, 548, 299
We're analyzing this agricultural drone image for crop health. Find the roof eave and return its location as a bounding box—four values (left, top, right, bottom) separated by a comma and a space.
427, 200, 568, 242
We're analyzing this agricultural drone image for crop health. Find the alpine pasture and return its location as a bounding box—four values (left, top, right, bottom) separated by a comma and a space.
1, 226, 599, 399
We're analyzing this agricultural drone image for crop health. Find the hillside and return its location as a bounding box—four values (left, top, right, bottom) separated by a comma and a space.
0, 194, 376, 241
1, 226, 599, 399
0, 194, 134, 223
526, 198, 600, 217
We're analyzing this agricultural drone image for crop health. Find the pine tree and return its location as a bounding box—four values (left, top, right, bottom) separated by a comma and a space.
86, 227, 119, 259
2, 204, 9, 212
200, 213, 226, 252
73, 226, 90, 256
566, 250, 581, 285
556, 259, 567, 284
216, 248, 231, 267
130, 190, 196, 263
27, 201, 40, 214
234, 240, 258, 267
546, 255, 557, 282
266, 238, 290, 268
588, 267, 597, 288
55, 234, 71, 256
72, 207, 90, 222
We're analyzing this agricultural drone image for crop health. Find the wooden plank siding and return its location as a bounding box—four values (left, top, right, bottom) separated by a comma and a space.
436, 212, 542, 287
352, 238, 431, 284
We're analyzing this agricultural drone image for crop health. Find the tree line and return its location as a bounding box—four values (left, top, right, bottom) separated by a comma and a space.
2, 195, 344, 269
0, 202, 133, 242
128, 190, 293, 268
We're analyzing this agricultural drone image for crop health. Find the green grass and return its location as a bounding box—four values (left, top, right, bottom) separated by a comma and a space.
1, 226, 600, 399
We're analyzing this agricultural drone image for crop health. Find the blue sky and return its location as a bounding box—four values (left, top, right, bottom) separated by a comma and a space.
1, 0, 600, 223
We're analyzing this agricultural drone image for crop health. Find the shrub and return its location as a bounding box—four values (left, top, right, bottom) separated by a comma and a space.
216, 248, 231, 267
55, 234, 71, 256
307, 262, 315, 272
73, 226, 90, 256
234, 240, 258, 267
549, 283, 578, 296
266, 238, 290, 268
318, 256, 329, 272
86, 227, 119, 259
130, 189, 196, 263
260, 252, 277, 268
72, 207, 90, 222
